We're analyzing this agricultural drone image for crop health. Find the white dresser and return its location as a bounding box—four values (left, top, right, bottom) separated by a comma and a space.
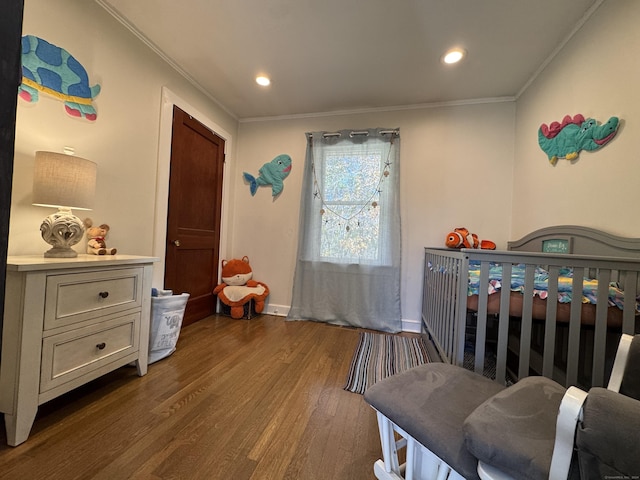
0, 255, 156, 446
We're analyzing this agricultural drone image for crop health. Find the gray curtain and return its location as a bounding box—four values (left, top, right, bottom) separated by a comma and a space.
288, 128, 402, 333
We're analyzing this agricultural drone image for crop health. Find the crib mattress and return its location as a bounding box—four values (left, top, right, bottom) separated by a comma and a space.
466, 291, 625, 328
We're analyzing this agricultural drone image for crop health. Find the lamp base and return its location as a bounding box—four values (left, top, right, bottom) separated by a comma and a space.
40, 208, 85, 258
44, 246, 79, 258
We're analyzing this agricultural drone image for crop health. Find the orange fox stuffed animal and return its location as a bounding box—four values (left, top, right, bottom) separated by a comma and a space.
445, 227, 496, 250
212, 256, 269, 319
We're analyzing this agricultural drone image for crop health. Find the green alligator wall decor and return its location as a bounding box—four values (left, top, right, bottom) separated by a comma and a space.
538, 114, 619, 165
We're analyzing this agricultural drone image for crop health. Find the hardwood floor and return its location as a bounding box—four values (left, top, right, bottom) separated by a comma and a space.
0, 315, 384, 479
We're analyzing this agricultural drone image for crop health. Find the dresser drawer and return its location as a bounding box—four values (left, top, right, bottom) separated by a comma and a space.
40, 312, 140, 393
45, 267, 143, 330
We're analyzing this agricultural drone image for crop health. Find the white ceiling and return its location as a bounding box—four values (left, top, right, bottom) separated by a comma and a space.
97, 0, 602, 121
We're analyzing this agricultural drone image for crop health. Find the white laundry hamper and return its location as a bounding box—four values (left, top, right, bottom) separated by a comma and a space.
148, 289, 189, 364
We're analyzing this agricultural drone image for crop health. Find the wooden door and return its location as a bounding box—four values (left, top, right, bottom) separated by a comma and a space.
164, 105, 224, 326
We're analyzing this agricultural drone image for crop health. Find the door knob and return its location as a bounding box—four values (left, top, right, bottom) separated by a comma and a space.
173, 240, 181, 247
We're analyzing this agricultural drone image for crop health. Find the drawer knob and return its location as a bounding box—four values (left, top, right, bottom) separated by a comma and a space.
96, 342, 106, 350
98, 291, 109, 299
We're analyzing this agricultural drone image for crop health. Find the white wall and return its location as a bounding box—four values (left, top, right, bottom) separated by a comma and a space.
513, 0, 640, 239
234, 102, 515, 327
14, 0, 634, 331
230, 0, 640, 328
11, 0, 238, 284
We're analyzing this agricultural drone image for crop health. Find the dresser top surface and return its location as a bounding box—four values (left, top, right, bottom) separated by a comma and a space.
6, 254, 159, 272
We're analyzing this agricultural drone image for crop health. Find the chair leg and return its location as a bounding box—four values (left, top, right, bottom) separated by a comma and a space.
405, 436, 415, 480
374, 460, 405, 480
373, 409, 466, 480
374, 411, 404, 480
376, 411, 401, 476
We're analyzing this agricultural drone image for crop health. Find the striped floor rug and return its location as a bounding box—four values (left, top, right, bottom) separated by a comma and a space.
344, 332, 432, 394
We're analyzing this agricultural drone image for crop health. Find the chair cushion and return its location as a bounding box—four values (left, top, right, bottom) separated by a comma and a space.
620, 334, 640, 401
576, 387, 640, 478
364, 363, 505, 480
463, 376, 566, 480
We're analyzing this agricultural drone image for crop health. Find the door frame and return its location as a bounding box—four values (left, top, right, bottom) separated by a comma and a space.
152, 87, 232, 290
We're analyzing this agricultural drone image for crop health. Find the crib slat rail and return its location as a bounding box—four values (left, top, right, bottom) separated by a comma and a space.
423, 250, 463, 364
423, 247, 640, 389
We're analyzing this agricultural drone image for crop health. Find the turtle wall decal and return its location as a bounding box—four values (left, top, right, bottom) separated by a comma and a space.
19, 35, 101, 121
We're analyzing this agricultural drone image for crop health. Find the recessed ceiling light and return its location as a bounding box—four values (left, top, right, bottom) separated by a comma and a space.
256, 75, 271, 86
442, 48, 466, 65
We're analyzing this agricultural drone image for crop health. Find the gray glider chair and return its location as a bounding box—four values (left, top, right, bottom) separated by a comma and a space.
364, 334, 640, 480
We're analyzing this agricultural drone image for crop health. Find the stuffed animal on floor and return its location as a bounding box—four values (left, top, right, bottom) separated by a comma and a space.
83, 218, 117, 255
213, 256, 269, 319
445, 227, 496, 250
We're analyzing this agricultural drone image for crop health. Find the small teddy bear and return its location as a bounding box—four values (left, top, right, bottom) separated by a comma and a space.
83, 218, 117, 255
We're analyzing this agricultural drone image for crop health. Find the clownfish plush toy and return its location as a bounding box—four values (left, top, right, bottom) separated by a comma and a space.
445, 227, 496, 250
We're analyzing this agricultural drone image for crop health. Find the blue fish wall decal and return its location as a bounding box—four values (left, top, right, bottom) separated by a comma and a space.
243, 154, 292, 197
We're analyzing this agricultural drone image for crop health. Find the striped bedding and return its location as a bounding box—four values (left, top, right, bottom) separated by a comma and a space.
467, 262, 638, 312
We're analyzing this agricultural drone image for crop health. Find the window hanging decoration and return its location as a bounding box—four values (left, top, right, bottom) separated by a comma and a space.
242, 154, 292, 197
312, 134, 394, 234
19, 35, 101, 121
537, 114, 619, 165
309, 130, 398, 263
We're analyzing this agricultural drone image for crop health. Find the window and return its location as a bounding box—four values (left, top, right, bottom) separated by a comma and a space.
289, 128, 401, 332
312, 144, 391, 264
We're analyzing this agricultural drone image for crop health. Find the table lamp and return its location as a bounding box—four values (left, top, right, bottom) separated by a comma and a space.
32, 151, 97, 258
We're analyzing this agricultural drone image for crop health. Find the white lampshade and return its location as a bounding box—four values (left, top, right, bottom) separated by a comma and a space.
32, 151, 97, 258
32, 151, 97, 210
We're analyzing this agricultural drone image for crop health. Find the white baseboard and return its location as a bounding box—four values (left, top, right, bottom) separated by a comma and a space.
264, 303, 421, 334
263, 303, 290, 317
401, 318, 422, 333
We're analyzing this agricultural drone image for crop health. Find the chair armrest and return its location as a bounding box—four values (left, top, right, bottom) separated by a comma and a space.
548, 386, 588, 480
607, 333, 633, 392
